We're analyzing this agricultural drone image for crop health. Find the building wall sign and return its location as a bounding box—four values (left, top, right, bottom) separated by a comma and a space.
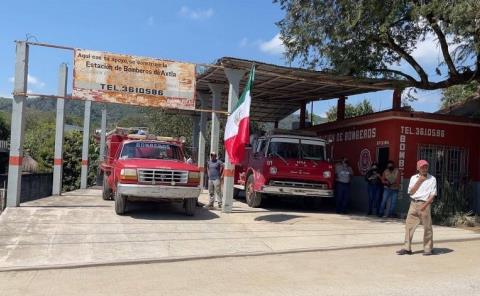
73, 49, 196, 110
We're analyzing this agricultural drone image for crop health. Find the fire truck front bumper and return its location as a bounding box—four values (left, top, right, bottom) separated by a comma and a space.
260, 186, 334, 198
117, 184, 201, 200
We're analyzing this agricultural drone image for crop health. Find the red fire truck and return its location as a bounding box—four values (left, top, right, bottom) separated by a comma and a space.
100, 128, 201, 216
233, 129, 335, 207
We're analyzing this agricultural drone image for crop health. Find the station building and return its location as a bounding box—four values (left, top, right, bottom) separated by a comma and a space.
305, 95, 480, 216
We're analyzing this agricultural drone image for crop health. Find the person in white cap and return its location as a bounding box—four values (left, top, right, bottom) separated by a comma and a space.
397, 159, 437, 256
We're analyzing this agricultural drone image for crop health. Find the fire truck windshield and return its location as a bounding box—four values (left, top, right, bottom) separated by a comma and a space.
120, 142, 183, 160
268, 138, 325, 161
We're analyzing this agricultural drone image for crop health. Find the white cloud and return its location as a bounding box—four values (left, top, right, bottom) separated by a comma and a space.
8, 74, 46, 89
179, 6, 214, 20
411, 33, 442, 66
259, 33, 285, 55
147, 16, 154, 26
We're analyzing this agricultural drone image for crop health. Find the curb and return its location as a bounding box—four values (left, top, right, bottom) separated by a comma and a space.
1, 236, 479, 272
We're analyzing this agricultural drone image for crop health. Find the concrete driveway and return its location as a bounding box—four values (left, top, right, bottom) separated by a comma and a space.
0, 188, 479, 271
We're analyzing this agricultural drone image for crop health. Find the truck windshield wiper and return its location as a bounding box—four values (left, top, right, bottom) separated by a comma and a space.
273, 151, 288, 165
301, 150, 319, 166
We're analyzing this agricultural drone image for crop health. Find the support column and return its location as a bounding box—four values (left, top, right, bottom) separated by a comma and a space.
300, 101, 306, 129
95, 105, 107, 186
337, 96, 346, 121
6, 41, 29, 207
191, 115, 200, 162
392, 88, 402, 111
208, 83, 223, 155
80, 100, 92, 189
52, 63, 68, 196
197, 93, 208, 189
222, 68, 246, 213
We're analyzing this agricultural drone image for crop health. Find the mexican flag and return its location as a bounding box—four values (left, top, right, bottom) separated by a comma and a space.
224, 66, 255, 164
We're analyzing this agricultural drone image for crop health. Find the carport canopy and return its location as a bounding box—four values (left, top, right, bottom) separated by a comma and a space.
195, 57, 405, 122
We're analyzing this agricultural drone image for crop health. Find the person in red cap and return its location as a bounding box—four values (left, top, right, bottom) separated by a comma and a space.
397, 159, 437, 256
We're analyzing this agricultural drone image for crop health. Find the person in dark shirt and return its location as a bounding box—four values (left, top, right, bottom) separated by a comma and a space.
365, 162, 382, 215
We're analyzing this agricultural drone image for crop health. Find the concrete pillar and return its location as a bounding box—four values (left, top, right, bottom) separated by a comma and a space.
337, 96, 346, 121
197, 93, 208, 188
208, 83, 223, 155
52, 63, 68, 196
300, 101, 307, 129
6, 41, 29, 207
222, 68, 246, 213
191, 115, 200, 162
80, 100, 92, 189
99, 105, 107, 161
392, 89, 402, 111
95, 105, 107, 186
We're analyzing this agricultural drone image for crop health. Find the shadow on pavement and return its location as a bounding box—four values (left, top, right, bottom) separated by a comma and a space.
412, 248, 454, 255
126, 201, 220, 220
254, 214, 306, 223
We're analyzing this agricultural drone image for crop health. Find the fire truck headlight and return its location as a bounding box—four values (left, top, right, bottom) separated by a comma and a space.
269, 166, 278, 175
189, 171, 200, 183
120, 168, 137, 180
323, 170, 332, 178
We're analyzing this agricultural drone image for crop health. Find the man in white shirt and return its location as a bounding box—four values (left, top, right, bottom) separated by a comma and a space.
397, 160, 437, 256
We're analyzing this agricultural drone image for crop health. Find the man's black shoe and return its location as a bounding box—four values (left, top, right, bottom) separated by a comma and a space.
396, 249, 413, 255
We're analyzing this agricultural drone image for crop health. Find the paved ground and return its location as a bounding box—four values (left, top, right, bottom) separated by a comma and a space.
0, 188, 479, 271
1, 240, 479, 296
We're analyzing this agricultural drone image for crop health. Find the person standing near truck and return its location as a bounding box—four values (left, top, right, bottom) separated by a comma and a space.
335, 157, 354, 214
365, 162, 382, 216
379, 160, 400, 218
205, 152, 224, 209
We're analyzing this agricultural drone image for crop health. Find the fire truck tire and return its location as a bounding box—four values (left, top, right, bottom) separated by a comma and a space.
102, 174, 112, 200
233, 188, 241, 199
184, 198, 196, 216
246, 174, 262, 208
114, 189, 127, 215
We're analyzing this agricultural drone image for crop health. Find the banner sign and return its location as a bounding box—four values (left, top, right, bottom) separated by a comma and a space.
73, 49, 196, 110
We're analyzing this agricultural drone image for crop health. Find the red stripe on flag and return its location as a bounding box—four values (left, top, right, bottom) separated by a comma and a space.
82, 160, 88, 166
9, 156, 22, 166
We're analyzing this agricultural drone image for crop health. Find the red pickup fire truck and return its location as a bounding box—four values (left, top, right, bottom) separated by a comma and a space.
100, 128, 201, 216
234, 130, 334, 207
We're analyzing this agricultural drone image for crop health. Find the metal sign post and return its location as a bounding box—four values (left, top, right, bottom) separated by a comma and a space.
6, 41, 29, 207
52, 63, 68, 195
80, 100, 92, 189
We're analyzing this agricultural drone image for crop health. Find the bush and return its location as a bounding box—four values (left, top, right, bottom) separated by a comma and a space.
432, 181, 474, 226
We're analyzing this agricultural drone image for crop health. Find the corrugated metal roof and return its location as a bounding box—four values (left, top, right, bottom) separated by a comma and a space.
194, 57, 405, 122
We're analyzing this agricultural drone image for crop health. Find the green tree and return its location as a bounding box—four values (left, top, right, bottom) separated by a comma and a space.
326, 99, 374, 121
276, 0, 480, 90
441, 80, 480, 109
62, 131, 99, 191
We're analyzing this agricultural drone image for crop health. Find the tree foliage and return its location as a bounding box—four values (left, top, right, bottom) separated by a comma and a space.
326, 99, 374, 121
441, 80, 480, 108
276, 0, 480, 90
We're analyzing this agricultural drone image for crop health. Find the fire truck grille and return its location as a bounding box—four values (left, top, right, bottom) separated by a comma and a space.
270, 180, 327, 190
138, 169, 188, 184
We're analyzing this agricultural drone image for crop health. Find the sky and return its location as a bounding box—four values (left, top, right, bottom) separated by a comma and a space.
0, 0, 450, 118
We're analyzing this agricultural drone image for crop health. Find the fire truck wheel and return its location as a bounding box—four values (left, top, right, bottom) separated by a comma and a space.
246, 174, 262, 208
102, 174, 112, 200
114, 189, 127, 215
233, 188, 241, 199
184, 198, 196, 216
